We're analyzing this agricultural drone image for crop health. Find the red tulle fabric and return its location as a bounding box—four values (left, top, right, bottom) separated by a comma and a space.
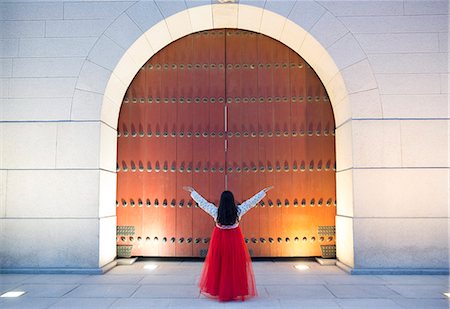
199, 226, 257, 302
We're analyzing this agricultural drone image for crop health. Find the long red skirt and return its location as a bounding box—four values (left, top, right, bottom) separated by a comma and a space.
199, 226, 257, 302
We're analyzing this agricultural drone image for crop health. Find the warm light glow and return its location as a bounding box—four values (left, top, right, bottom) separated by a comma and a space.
144, 264, 159, 270
1, 291, 26, 298
294, 264, 310, 270
444, 292, 450, 298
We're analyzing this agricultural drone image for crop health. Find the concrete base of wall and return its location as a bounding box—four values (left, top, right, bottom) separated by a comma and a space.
0, 260, 117, 275
337, 261, 450, 275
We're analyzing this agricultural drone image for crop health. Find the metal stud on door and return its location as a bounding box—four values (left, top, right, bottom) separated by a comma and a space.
116, 29, 336, 258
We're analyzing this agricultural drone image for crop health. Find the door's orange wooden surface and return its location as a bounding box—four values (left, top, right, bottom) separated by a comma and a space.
116, 29, 336, 258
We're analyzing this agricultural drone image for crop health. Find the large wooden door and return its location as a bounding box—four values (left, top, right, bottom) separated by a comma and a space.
116, 29, 336, 258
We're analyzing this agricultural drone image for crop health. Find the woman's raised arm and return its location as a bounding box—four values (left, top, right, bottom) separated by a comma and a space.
183, 186, 218, 219
237, 186, 274, 218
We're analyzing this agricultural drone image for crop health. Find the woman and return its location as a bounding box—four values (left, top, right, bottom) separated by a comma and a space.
183, 186, 274, 302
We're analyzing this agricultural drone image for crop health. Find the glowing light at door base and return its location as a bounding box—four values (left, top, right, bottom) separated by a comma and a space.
1, 291, 26, 298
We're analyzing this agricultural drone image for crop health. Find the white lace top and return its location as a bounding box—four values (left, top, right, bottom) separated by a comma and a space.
190, 190, 266, 229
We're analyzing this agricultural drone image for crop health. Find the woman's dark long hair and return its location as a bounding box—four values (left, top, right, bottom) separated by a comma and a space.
217, 191, 238, 225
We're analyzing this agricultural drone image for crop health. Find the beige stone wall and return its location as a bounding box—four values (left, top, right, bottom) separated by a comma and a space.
0, 0, 448, 273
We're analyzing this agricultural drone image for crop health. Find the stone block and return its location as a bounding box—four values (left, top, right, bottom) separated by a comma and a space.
260, 9, 286, 40
332, 95, 351, 128
99, 216, 117, 267
310, 12, 348, 49
0, 79, 8, 98
264, 0, 295, 18
440, 73, 448, 94
0, 2, 63, 20
404, 0, 448, 15
0, 171, 6, 217
9, 77, 77, 98
381, 94, 448, 119
353, 217, 449, 269
340, 60, 378, 95
347, 88, 383, 119
1, 39, 19, 57
0, 218, 99, 268
400, 120, 448, 167
125, 34, 154, 69
126, 0, 164, 33
238, 4, 264, 32
340, 15, 448, 34
369, 53, 447, 74
279, 19, 307, 55
324, 73, 347, 115
12, 57, 85, 78
438, 32, 448, 52
63, 1, 132, 19
319, 1, 403, 16
103, 73, 127, 112
287, 1, 325, 31
87, 35, 125, 71
189, 5, 213, 32
55, 121, 101, 169
101, 95, 122, 129
185, 0, 211, 9
5, 169, 101, 218
1, 97, 71, 121
155, 0, 187, 19
99, 171, 117, 218
0, 59, 12, 78
19, 37, 96, 57
100, 123, 118, 172
354, 168, 449, 218
144, 21, 172, 54
352, 120, 402, 168
105, 13, 144, 50
112, 53, 140, 91
377, 73, 441, 95
335, 120, 353, 171
0, 21, 44, 38
45, 19, 110, 38
166, 10, 192, 41
355, 33, 439, 53
76, 61, 112, 95
298, 34, 327, 78
325, 32, 366, 71
336, 215, 354, 268
70, 89, 103, 121
336, 169, 354, 217
239, 0, 265, 9
1, 122, 57, 169
212, 3, 238, 29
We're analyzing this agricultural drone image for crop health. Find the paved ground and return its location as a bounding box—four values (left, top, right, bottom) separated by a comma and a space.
0, 260, 449, 308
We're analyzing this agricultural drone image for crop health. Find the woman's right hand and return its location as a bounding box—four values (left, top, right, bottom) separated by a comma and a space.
263, 186, 274, 193
183, 186, 194, 193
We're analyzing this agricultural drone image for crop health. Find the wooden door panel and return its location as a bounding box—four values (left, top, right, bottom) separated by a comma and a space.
116, 29, 336, 258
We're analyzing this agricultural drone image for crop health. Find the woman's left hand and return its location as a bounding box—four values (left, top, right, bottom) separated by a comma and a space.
183, 186, 194, 193
263, 186, 274, 193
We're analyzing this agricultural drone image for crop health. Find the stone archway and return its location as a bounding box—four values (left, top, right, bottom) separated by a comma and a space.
73, 2, 380, 271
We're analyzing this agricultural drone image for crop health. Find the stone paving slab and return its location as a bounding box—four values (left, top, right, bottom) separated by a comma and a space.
48, 297, 117, 309
132, 284, 200, 298
13, 284, 78, 298
325, 284, 400, 298
64, 284, 139, 298
265, 284, 335, 299
0, 261, 448, 309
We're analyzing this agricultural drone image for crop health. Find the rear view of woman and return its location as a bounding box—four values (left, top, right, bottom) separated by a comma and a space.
183, 186, 274, 302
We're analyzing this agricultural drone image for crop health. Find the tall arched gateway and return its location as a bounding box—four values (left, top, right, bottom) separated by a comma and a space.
116, 29, 336, 258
